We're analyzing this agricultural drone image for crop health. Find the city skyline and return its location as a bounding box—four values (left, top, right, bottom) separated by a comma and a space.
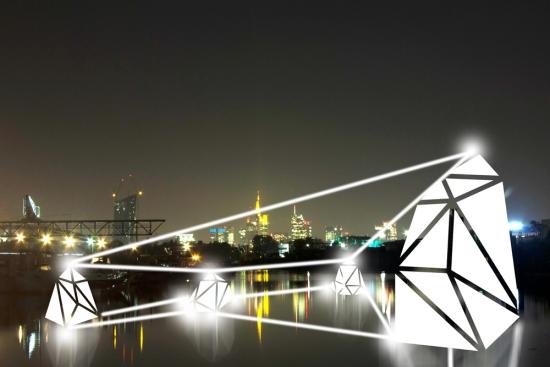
1, 3, 549, 238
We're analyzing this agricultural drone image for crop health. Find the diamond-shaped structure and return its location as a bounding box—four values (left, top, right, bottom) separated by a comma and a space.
45, 269, 98, 326
190, 274, 231, 312
332, 264, 365, 296
394, 155, 519, 351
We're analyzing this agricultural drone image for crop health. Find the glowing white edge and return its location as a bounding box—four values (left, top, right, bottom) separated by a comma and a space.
71, 309, 391, 342
73, 153, 470, 274
71, 152, 467, 265
216, 312, 390, 341
101, 297, 188, 317
101, 285, 329, 317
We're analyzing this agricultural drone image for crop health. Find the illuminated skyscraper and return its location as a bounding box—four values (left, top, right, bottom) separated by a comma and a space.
113, 194, 138, 243
256, 191, 269, 235
290, 206, 311, 240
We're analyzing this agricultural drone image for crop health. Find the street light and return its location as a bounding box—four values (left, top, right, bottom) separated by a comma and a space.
64, 235, 76, 248
97, 238, 107, 249
86, 237, 95, 247
41, 233, 52, 246
191, 253, 201, 262
16, 232, 25, 243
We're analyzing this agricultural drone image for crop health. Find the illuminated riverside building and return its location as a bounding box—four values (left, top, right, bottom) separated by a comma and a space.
325, 226, 343, 243
374, 222, 398, 241
290, 205, 312, 240
113, 194, 138, 243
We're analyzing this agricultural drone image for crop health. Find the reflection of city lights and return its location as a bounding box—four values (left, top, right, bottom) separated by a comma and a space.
64, 235, 76, 248
139, 323, 144, 352
18, 325, 23, 344
16, 232, 25, 243
41, 233, 52, 245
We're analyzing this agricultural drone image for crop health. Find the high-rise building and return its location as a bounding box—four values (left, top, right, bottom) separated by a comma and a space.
374, 222, 398, 241
291, 206, 311, 240
255, 191, 269, 235
113, 194, 138, 243
325, 226, 343, 243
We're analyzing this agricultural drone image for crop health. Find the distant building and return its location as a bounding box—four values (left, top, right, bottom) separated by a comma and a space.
177, 233, 195, 246
22, 195, 41, 221
113, 194, 138, 243
255, 191, 269, 235
335, 235, 371, 249
325, 226, 343, 243
291, 206, 312, 240
208, 227, 227, 243
375, 222, 398, 241
272, 232, 289, 243
240, 191, 270, 247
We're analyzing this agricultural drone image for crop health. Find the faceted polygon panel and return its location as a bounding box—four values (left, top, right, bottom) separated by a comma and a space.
332, 264, 364, 296
190, 274, 231, 312
45, 269, 98, 326
396, 155, 519, 351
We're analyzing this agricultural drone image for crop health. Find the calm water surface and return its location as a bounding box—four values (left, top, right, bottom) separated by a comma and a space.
1, 270, 549, 366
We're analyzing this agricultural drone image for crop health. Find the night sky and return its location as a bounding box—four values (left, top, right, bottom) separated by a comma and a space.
1, 2, 549, 238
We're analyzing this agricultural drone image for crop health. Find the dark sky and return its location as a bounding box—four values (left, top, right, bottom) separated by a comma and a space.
1, 2, 549, 239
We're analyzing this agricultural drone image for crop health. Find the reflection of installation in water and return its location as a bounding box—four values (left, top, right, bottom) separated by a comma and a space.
45, 150, 518, 362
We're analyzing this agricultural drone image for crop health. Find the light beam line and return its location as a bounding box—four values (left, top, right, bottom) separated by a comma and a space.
73, 152, 471, 274
101, 285, 329, 317
71, 152, 467, 265
71, 309, 391, 342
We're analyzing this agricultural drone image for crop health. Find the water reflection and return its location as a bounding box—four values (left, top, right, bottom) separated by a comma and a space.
2, 271, 549, 366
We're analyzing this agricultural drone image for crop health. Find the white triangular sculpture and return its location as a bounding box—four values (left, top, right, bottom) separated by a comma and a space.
45, 269, 98, 326
395, 155, 519, 351
190, 274, 231, 312
332, 264, 364, 296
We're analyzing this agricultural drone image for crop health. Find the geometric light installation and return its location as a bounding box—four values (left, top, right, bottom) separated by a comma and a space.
332, 263, 365, 296
45, 269, 98, 327
394, 155, 519, 350
189, 274, 232, 312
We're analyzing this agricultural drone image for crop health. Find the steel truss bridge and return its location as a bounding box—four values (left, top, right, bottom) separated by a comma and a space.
0, 219, 165, 240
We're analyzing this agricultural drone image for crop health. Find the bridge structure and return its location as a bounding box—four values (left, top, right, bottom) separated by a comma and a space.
0, 219, 165, 241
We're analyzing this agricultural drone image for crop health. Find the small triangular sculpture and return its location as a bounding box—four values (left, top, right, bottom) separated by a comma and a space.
332, 264, 364, 296
45, 269, 98, 326
395, 155, 519, 351
190, 274, 231, 312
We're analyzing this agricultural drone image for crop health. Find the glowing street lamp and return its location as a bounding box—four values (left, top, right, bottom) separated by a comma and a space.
64, 235, 76, 248
97, 238, 106, 249
86, 237, 95, 247
191, 253, 201, 262
41, 233, 52, 246
16, 232, 25, 243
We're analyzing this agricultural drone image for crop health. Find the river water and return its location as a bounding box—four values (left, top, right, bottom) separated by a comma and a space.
1, 270, 549, 366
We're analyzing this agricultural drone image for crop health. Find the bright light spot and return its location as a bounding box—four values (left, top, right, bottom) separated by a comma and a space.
459, 136, 485, 157
182, 242, 192, 252
16, 232, 25, 243
403, 229, 409, 237
191, 253, 201, 262
138, 191, 143, 196
41, 233, 52, 245
112, 193, 116, 198
64, 235, 76, 248
97, 238, 107, 249
86, 237, 95, 247
509, 221, 523, 232
131, 245, 138, 251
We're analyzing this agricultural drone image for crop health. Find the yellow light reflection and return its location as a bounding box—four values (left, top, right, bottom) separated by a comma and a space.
18, 325, 23, 344
139, 323, 144, 352
113, 326, 117, 350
